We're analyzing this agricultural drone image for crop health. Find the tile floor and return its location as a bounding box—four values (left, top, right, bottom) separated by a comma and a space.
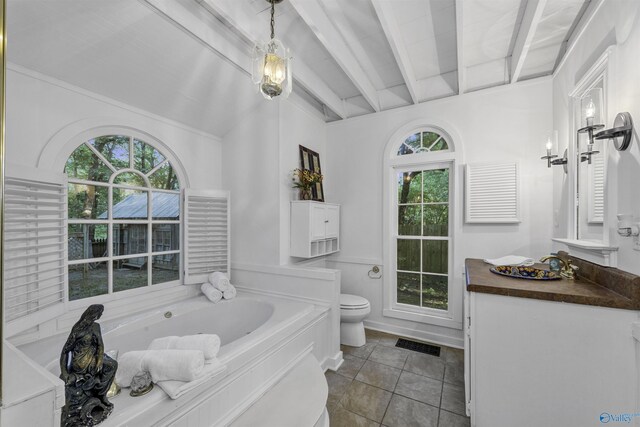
325, 329, 470, 427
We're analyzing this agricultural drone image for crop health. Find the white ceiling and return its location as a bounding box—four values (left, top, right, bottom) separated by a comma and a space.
7, 0, 592, 137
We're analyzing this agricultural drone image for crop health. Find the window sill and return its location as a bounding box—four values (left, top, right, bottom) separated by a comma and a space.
383, 307, 462, 329
552, 238, 618, 267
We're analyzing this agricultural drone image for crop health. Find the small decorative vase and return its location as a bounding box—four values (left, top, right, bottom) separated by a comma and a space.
300, 189, 312, 200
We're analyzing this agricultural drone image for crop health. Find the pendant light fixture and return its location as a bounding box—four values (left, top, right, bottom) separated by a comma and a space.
252, 0, 292, 100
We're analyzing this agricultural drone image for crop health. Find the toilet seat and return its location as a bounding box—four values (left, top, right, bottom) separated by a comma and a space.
340, 294, 370, 310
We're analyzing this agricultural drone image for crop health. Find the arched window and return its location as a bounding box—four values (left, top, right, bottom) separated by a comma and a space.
65, 135, 181, 301
385, 125, 459, 327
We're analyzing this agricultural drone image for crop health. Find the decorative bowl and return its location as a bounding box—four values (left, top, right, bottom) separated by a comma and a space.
489, 265, 561, 280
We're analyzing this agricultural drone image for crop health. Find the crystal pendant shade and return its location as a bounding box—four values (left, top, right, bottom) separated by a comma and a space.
252, 38, 292, 100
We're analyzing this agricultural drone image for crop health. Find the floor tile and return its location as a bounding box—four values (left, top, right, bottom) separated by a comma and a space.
337, 354, 366, 379
365, 329, 400, 347
341, 380, 393, 422
404, 352, 445, 381
325, 371, 352, 407
441, 383, 466, 416
443, 361, 464, 387
342, 342, 377, 359
438, 409, 470, 427
444, 347, 464, 367
329, 405, 380, 427
369, 345, 409, 369
355, 360, 401, 392
381, 394, 439, 427
395, 370, 442, 407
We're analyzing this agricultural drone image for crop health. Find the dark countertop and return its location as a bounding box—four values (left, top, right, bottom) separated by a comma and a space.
465, 258, 640, 310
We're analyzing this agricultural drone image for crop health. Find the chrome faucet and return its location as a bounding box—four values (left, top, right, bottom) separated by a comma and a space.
540, 255, 578, 280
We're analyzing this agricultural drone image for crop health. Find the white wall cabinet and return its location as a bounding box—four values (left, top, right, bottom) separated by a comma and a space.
465, 291, 638, 427
291, 201, 340, 258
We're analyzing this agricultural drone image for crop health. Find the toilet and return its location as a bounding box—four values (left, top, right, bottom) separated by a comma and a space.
340, 293, 371, 347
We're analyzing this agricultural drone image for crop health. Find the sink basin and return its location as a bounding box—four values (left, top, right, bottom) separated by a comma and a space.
490, 265, 561, 280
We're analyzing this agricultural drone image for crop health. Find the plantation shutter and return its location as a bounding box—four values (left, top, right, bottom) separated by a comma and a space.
183, 189, 230, 284
465, 162, 520, 223
588, 146, 604, 223
4, 163, 68, 336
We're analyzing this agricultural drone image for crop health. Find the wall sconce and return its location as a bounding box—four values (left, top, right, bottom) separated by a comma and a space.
577, 100, 604, 164
595, 112, 634, 151
541, 133, 568, 173
617, 214, 639, 237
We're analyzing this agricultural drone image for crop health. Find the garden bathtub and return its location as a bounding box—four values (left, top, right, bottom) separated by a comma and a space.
17, 292, 329, 426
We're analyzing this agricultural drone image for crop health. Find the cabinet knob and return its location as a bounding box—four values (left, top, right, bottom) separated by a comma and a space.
324, 220, 329, 223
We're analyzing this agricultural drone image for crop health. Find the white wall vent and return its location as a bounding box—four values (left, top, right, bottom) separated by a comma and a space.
183, 189, 230, 284
465, 162, 520, 223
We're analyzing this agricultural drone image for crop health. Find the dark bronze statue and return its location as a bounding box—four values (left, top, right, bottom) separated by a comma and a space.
60, 304, 118, 426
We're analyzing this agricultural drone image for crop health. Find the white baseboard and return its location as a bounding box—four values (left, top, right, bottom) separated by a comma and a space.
320, 351, 344, 372
364, 319, 464, 349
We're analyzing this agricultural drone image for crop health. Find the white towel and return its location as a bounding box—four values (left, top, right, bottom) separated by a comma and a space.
148, 334, 221, 360
115, 349, 204, 387
222, 284, 237, 300
483, 255, 535, 266
208, 271, 232, 292
201, 282, 223, 303
156, 359, 226, 400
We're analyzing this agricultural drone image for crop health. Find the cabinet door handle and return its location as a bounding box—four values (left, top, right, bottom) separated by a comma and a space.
324, 220, 329, 223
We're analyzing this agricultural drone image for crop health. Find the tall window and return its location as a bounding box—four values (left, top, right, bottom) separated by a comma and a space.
397, 167, 450, 310
388, 129, 454, 320
65, 135, 181, 301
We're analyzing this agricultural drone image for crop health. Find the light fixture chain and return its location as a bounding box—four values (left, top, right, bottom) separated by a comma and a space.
270, 0, 275, 40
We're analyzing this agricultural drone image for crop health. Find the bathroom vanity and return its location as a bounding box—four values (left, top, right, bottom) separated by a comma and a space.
464, 257, 640, 427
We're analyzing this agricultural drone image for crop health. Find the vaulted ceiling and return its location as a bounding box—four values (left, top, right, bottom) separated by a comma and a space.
7, 0, 592, 136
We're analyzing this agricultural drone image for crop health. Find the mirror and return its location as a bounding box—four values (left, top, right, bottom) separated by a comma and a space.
574, 81, 606, 242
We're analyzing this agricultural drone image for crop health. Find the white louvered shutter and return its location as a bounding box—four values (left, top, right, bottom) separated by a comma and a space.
588, 148, 604, 223
183, 189, 230, 284
465, 163, 520, 223
4, 163, 67, 336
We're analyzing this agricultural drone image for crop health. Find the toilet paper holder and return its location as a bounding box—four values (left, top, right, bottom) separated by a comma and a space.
368, 265, 382, 279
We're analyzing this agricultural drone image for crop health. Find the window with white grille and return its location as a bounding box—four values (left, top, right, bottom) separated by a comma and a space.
64, 135, 181, 301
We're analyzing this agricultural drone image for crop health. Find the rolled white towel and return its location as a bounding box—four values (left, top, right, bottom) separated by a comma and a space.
483, 255, 534, 266
201, 282, 223, 303
148, 334, 221, 360
222, 284, 236, 300
116, 349, 204, 387
208, 271, 232, 292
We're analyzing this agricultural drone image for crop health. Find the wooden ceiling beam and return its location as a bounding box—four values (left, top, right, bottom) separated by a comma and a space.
146, 0, 346, 119
510, 0, 548, 83
371, 0, 419, 104
289, 0, 380, 112
455, 0, 466, 95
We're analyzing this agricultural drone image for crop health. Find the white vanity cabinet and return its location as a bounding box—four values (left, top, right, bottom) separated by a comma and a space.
465, 290, 638, 427
291, 201, 340, 258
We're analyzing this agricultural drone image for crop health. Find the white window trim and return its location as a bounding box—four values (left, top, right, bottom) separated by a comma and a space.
382, 121, 464, 330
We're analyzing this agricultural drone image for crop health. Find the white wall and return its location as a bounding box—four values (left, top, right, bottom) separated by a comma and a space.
552, 0, 640, 274
222, 96, 327, 266
6, 65, 222, 188
325, 79, 554, 345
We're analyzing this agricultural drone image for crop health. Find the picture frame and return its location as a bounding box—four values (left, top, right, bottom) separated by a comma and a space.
298, 145, 324, 202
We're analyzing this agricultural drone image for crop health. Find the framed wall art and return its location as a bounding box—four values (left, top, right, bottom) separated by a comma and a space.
299, 145, 324, 202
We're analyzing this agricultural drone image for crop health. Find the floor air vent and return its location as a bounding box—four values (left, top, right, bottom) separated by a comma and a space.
396, 338, 441, 357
